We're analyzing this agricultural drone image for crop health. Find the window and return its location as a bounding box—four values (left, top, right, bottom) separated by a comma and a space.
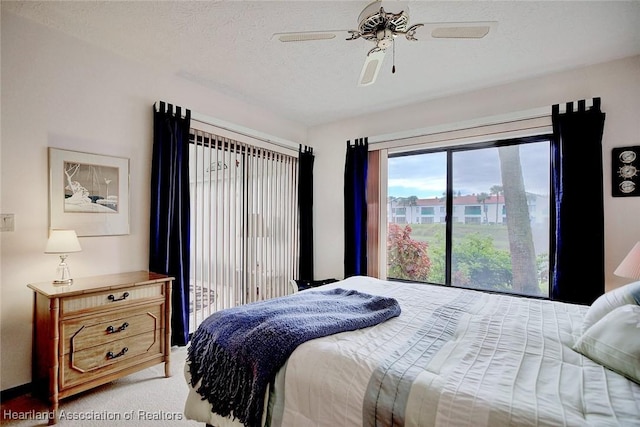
464, 206, 482, 215
421, 207, 434, 215
386, 136, 551, 298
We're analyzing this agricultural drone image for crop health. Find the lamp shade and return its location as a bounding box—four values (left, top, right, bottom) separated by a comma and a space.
614, 241, 640, 280
45, 230, 82, 254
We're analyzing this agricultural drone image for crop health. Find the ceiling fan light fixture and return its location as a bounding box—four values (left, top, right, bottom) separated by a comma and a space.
376, 28, 395, 49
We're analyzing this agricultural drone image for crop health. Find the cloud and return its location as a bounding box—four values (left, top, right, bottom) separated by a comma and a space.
388, 141, 550, 199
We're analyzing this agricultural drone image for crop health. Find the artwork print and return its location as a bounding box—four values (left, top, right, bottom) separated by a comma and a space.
63, 161, 120, 213
49, 148, 130, 236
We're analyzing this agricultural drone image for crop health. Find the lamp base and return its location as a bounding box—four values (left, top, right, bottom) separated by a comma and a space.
53, 255, 73, 285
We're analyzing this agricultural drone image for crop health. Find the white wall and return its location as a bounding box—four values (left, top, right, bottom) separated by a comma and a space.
0, 12, 306, 390
310, 55, 640, 290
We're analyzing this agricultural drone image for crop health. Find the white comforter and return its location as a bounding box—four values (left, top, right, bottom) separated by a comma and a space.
184, 276, 640, 427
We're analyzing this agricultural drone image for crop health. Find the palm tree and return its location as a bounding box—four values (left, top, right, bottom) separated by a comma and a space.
476, 192, 490, 223
490, 185, 503, 224
406, 195, 418, 222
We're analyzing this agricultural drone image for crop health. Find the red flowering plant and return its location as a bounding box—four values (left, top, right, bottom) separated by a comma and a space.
387, 223, 431, 281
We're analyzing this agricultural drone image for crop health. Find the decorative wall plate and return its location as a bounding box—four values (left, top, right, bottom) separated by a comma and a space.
612, 146, 640, 197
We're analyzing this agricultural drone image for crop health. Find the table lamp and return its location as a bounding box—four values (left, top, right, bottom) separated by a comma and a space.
45, 229, 82, 285
613, 241, 640, 280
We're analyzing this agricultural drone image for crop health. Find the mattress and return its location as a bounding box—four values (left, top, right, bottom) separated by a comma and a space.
184, 276, 640, 426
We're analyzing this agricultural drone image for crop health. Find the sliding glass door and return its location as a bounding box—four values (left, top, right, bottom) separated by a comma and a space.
188, 130, 299, 333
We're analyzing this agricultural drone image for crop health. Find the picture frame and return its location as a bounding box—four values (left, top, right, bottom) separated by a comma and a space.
49, 148, 130, 236
611, 145, 640, 197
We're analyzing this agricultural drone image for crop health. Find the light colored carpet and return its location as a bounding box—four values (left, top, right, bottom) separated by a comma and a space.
1, 346, 204, 426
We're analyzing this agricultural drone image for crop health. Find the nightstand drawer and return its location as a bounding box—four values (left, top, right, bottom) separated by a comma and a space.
62, 329, 163, 389
62, 304, 163, 354
61, 283, 164, 315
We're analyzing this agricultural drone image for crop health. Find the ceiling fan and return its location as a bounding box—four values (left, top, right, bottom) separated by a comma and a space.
272, 1, 497, 87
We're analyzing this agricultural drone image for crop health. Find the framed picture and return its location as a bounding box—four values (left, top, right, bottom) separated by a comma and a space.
49, 148, 130, 236
612, 146, 640, 197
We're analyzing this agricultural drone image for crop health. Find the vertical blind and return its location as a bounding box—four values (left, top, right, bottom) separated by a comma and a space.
188, 129, 299, 332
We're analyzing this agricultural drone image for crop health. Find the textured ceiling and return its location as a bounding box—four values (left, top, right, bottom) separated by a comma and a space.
4, 1, 640, 127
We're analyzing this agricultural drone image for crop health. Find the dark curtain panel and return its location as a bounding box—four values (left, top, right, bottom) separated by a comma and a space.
150, 101, 191, 346
551, 98, 605, 305
298, 145, 315, 281
344, 138, 368, 277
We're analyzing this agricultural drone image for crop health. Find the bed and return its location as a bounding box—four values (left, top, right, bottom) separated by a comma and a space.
184, 275, 640, 427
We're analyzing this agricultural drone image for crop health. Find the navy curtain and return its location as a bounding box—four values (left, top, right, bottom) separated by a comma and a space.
551, 98, 605, 305
298, 145, 315, 281
344, 138, 368, 277
150, 102, 191, 346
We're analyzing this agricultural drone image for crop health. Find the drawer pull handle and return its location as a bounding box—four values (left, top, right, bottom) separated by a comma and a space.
108, 292, 130, 302
106, 347, 128, 360
106, 322, 129, 334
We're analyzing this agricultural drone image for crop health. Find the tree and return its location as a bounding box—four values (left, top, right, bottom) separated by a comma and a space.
387, 223, 431, 281
498, 145, 539, 295
476, 192, 490, 223
64, 163, 80, 194
453, 233, 512, 291
406, 195, 418, 223
490, 185, 503, 224
64, 163, 92, 205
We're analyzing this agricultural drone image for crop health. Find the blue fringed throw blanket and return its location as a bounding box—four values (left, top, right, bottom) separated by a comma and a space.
187, 288, 401, 427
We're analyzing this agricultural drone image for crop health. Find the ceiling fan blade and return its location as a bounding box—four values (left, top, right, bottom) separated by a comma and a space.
419, 21, 498, 39
358, 49, 386, 87
271, 30, 350, 43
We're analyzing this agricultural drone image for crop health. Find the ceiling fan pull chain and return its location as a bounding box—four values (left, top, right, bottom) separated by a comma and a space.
392, 41, 396, 74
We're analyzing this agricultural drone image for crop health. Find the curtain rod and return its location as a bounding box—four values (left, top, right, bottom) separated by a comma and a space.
372, 114, 551, 149
368, 106, 551, 147
190, 113, 301, 154
153, 101, 302, 154
368, 98, 601, 148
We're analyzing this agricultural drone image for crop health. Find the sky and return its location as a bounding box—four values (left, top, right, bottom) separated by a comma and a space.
387, 141, 550, 199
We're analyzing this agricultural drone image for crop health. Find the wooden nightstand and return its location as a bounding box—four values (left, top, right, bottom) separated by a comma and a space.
27, 271, 173, 425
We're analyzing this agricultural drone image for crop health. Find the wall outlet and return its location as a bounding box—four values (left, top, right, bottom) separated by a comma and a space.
0, 214, 15, 232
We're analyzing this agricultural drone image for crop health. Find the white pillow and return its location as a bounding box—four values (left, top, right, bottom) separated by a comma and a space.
581, 281, 640, 334
573, 304, 640, 384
